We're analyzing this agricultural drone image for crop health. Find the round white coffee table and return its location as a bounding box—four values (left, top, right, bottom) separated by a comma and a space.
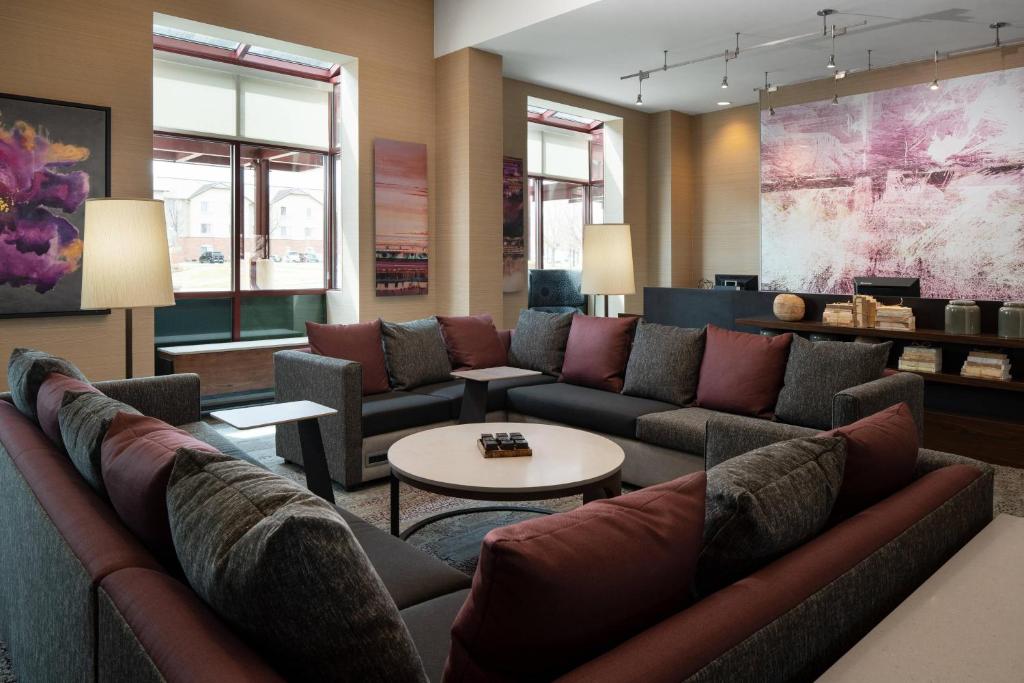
388, 422, 624, 538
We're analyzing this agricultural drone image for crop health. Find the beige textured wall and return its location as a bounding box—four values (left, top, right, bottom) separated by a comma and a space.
1, 0, 437, 390
647, 110, 696, 288
693, 43, 1024, 285
501, 79, 652, 321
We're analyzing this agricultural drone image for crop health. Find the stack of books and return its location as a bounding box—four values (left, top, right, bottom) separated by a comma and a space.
875, 305, 916, 331
823, 302, 855, 327
852, 295, 879, 328
898, 346, 942, 373
961, 351, 1011, 381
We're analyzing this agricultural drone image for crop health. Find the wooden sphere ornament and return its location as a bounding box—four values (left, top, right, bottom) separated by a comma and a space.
773, 293, 806, 321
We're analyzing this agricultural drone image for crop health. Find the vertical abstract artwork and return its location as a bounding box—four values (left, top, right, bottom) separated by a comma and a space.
502, 156, 526, 293
761, 67, 1024, 300
374, 139, 428, 296
0, 94, 109, 317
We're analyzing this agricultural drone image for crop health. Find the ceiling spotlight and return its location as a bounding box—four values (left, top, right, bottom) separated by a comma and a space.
717, 101, 732, 106
826, 54, 836, 69
769, 105, 776, 116
636, 93, 643, 106
831, 93, 839, 105
929, 50, 940, 91
721, 76, 729, 89
635, 70, 649, 106
826, 24, 837, 69
721, 51, 729, 89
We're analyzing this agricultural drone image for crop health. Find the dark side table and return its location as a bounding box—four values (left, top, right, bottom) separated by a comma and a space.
450, 366, 542, 423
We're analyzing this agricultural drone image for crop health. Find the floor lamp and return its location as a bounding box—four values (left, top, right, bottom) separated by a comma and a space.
81, 199, 175, 378
581, 224, 635, 317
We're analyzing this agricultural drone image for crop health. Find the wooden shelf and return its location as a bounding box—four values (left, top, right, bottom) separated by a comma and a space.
735, 317, 1024, 350
901, 370, 1024, 393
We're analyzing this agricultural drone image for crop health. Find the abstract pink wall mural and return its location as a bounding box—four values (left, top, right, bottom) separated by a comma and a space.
761, 66, 1024, 300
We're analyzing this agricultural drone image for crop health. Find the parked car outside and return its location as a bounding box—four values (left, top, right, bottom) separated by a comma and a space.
198, 251, 225, 264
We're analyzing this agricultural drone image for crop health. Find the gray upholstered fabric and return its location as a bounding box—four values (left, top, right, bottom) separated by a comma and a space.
361, 391, 452, 438
635, 407, 719, 456
335, 506, 471, 609
0, 443, 101, 682
58, 391, 140, 495
167, 448, 428, 682
916, 448, 995, 478
6, 348, 88, 421
410, 374, 557, 418
704, 414, 820, 470
622, 323, 705, 406
688, 463, 992, 682
180, 421, 264, 467
697, 436, 846, 596
528, 269, 585, 311
275, 350, 363, 488
402, 589, 472, 683
507, 309, 573, 375
834, 372, 925, 438
97, 587, 164, 683
775, 336, 892, 429
381, 317, 452, 391
506, 383, 677, 439
95, 373, 201, 427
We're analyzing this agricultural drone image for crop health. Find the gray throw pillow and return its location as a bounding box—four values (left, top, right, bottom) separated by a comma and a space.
508, 309, 573, 375
167, 448, 428, 682
7, 348, 89, 421
58, 391, 140, 494
381, 317, 452, 390
696, 435, 846, 596
775, 336, 893, 429
622, 323, 705, 405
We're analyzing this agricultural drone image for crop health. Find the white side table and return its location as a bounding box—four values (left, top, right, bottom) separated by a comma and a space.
211, 400, 337, 504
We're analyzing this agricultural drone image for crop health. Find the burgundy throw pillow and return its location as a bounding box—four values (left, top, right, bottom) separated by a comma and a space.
695, 325, 793, 417
101, 412, 219, 569
37, 373, 101, 447
559, 315, 637, 392
825, 403, 919, 520
444, 472, 706, 682
305, 320, 390, 395
436, 313, 508, 370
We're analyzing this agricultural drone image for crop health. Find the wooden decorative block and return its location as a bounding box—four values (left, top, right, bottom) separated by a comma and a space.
478, 432, 532, 458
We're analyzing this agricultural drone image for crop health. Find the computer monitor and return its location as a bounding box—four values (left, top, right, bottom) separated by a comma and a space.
714, 274, 759, 291
853, 277, 921, 298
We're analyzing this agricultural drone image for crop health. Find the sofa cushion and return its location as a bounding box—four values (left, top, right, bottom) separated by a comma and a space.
37, 373, 100, 448
623, 323, 705, 406
507, 309, 573, 375
445, 472, 706, 682
59, 391, 141, 495
361, 391, 453, 438
825, 402, 919, 520
179, 421, 263, 467
167, 448, 428, 682
101, 412, 219, 569
506, 383, 677, 439
7, 347, 89, 421
437, 313, 507, 370
381, 317, 453, 390
635, 407, 720, 456
560, 314, 637, 393
306, 319, 390, 395
696, 435, 846, 596
696, 325, 793, 418
775, 336, 893, 429
411, 374, 557, 418
335, 506, 471, 609
402, 589, 472, 683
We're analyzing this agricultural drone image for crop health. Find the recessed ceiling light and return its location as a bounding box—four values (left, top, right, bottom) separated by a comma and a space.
717, 101, 731, 106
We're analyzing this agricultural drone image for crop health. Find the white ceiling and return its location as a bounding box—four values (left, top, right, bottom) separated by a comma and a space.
471, 0, 1024, 114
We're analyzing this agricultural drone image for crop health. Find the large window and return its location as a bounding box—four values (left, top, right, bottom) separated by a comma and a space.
527, 113, 604, 270
152, 27, 341, 344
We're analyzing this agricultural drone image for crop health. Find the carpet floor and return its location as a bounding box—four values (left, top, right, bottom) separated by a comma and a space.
1, 424, 1021, 683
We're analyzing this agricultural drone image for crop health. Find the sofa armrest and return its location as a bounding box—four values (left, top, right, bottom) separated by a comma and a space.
916, 448, 995, 478
704, 414, 819, 470
833, 372, 924, 438
93, 374, 201, 426
274, 350, 363, 489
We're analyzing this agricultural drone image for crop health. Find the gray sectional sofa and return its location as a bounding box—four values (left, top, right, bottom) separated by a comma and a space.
275, 321, 924, 489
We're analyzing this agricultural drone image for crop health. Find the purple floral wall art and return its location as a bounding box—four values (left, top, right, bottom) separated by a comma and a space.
761, 67, 1024, 300
0, 94, 109, 317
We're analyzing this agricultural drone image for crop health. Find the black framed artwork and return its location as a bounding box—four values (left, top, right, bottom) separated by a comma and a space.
0, 93, 111, 318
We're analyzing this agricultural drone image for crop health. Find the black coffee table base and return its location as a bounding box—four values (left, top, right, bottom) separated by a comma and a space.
389, 470, 621, 538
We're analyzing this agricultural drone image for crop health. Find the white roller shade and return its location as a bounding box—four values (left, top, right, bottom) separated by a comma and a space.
154, 59, 237, 136
240, 76, 329, 148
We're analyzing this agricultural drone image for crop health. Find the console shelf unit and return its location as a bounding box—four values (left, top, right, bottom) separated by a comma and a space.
734, 317, 1024, 393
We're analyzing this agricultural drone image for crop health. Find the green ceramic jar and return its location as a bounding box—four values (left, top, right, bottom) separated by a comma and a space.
998, 302, 1024, 339
945, 299, 981, 335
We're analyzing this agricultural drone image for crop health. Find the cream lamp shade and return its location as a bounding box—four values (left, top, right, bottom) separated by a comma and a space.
80, 199, 175, 309
580, 223, 635, 295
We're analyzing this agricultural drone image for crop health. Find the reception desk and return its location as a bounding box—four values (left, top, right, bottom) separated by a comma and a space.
643, 287, 1024, 467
